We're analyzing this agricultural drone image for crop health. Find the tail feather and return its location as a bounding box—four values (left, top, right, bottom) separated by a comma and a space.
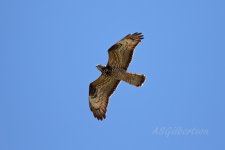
121, 72, 145, 87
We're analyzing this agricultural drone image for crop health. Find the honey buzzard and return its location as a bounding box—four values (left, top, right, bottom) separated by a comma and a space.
89, 32, 146, 120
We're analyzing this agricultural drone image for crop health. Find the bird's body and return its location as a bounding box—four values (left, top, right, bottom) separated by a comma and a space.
97, 65, 145, 87
89, 32, 146, 120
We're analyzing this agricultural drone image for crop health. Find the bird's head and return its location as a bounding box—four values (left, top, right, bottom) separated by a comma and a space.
96, 64, 105, 72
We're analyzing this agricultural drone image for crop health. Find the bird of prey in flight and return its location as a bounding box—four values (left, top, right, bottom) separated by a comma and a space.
89, 32, 146, 120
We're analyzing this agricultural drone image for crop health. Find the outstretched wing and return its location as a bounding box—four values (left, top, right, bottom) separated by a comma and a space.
89, 74, 120, 120
107, 32, 144, 70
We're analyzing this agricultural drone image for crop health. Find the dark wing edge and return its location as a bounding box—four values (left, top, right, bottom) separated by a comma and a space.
108, 32, 144, 52
107, 32, 144, 69
89, 75, 120, 120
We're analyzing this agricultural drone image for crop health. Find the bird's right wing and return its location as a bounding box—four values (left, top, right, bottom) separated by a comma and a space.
89, 74, 120, 120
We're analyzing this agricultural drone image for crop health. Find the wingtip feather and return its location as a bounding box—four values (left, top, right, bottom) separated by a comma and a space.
132, 32, 144, 40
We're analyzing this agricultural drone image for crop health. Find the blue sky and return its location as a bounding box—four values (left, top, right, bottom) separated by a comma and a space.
0, 0, 225, 149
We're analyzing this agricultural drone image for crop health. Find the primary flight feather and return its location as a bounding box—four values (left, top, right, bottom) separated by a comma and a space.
89, 32, 146, 120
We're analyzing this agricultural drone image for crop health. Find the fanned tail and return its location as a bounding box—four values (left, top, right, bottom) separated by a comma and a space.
121, 72, 145, 87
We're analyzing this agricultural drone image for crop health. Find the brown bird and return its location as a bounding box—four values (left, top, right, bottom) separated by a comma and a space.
89, 32, 146, 120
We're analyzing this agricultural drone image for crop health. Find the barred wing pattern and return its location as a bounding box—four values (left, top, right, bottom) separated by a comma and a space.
107, 32, 143, 70
89, 74, 120, 120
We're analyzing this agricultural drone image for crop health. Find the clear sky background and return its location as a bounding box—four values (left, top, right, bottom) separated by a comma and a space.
1, 0, 225, 150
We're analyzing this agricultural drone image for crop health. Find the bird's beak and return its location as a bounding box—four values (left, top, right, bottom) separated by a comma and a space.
96, 65, 104, 72
96, 65, 101, 70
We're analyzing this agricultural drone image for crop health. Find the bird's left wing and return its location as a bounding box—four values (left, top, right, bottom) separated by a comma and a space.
107, 32, 144, 70
89, 74, 120, 120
